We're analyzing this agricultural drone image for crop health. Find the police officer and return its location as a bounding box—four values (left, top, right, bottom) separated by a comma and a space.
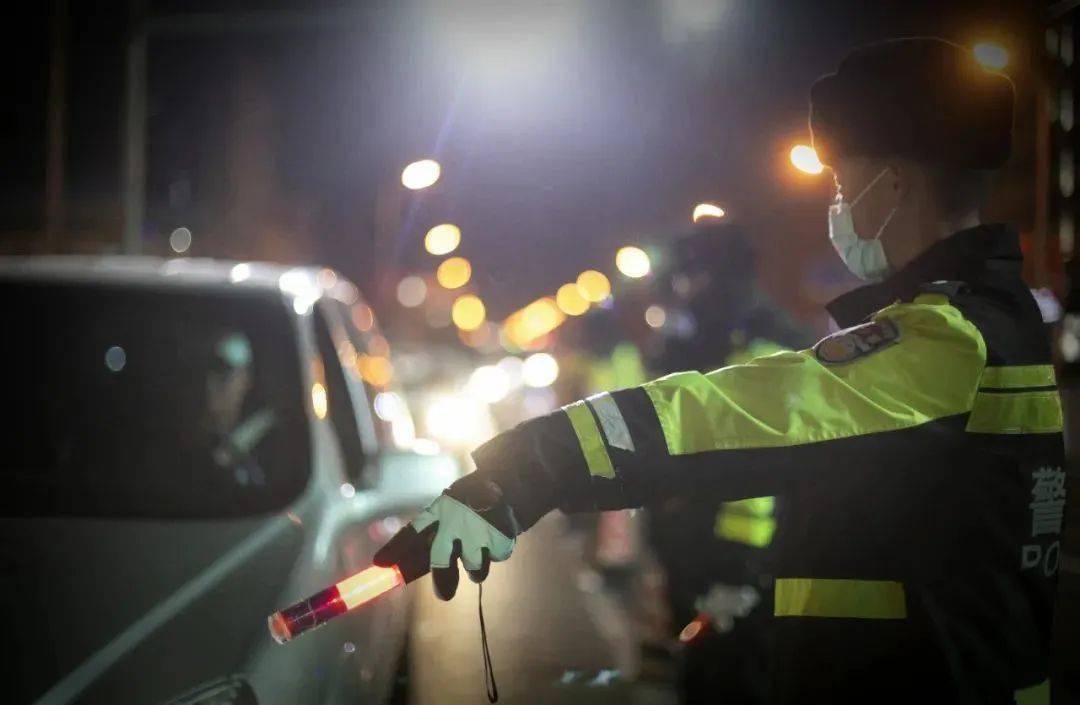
377, 38, 1066, 703
646, 223, 810, 703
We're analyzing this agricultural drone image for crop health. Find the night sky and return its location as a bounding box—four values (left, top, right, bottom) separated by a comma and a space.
3, 0, 1039, 324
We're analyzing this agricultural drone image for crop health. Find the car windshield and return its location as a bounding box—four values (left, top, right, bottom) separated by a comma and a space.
2, 280, 311, 518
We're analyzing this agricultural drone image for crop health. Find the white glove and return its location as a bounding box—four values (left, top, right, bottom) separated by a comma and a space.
413, 494, 515, 572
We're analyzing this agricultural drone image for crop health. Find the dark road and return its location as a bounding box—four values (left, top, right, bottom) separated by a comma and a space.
408, 515, 675, 705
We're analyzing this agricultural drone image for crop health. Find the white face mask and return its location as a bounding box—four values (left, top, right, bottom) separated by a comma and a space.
828, 167, 900, 282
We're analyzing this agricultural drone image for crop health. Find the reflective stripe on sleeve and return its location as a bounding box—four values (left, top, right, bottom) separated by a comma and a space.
587, 392, 635, 451
980, 365, 1056, 390
562, 401, 616, 479
965, 391, 1063, 434
774, 578, 907, 619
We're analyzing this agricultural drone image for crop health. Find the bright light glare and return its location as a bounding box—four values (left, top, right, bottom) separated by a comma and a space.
616, 246, 651, 279
424, 394, 487, 446
522, 353, 560, 388
692, 203, 725, 223
973, 42, 1009, 71
396, 276, 427, 308
279, 268, 321, 315
790, 145, 824, 175
467, 365, 512, 404
401, 159, 441, 190
496, 356, 525, 388
556, 282, 589, 316
436, 257, 472, 289
229, 263, 251, 283
411, 438, 442, 455
317, 269, 338, 290
340, 482, 356, 499
452, 294, 486, 331
358, 355, 393, 387
311, 383, 328, 419
374, 392, 407, 421
375, 391, 417, 448
169, 227, 192, 254
425, 223, 461, 256
503, 297, 566, 347
645, 304, 667, 328
576, 270, 611, 302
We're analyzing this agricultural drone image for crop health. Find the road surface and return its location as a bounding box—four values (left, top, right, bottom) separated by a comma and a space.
406, 514, 675, 705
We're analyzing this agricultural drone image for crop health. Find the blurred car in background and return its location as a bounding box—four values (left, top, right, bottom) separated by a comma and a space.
2, 257, 457, 705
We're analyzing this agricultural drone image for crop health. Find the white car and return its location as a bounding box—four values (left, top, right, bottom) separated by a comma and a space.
2, 256, 456, 705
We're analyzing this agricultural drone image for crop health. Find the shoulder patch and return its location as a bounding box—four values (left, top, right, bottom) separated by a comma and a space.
813, 318, 900, 365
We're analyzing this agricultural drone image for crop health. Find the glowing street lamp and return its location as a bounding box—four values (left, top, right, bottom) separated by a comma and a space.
692, 203, 725, 223
437, 257, 472, 289
790, 144, 825, 175
502, 297, 566, 348
972, 42, 1009, 71
522, 353, 559, 388
396, 276, 427, 308
452, 294, 486, 331
616, 246, 651, 279
645, 304, 667, 329
401, 159, 441, 190
576, 270, 611, 302
556, 283, 589, 316
425, 223, 461, 256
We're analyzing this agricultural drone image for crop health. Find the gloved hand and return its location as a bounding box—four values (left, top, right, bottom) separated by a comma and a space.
374, 473, 521, 600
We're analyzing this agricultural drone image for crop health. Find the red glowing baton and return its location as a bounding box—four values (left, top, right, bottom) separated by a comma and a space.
268, 565, 405, 644
268, 522, 434, 644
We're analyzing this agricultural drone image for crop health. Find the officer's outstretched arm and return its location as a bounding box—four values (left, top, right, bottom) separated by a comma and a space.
376, 298, 987, 597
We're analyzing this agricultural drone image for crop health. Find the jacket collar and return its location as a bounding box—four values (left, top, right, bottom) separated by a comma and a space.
825, 223, 1022, 328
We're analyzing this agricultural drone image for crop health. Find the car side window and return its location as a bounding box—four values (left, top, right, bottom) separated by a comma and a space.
335, 299, 396, 448
313, 308, 367, 483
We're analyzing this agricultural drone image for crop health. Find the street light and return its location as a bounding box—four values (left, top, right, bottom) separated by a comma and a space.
692, 202, 725, 223
645, 304, 667, 328
396, 276, 427, 308
425, 223, 461, 255
972, 42, 1009, 71
556, 283, 589, 316
790, 144, 825, 175
522, 353, 560, 388
452, 294, 486, 331
503, 297, 565, 348
576, 270, 611, 302
436, 256, 472, 289
616, 246, 651, 279
401, 159, 441, 190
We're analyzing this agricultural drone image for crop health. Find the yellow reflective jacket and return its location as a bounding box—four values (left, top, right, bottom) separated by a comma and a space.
475, 225, 1064, 704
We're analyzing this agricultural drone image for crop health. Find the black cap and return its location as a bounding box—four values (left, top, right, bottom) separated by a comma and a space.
670, 222, 755, 275
810, 37, 1014, 169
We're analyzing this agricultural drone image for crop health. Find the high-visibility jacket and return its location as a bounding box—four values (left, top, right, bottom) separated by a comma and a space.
714, 339, 790, 550
477, 224, 1065, 703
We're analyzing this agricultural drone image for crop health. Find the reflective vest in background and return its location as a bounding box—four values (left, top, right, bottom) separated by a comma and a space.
714, 339, 789, 549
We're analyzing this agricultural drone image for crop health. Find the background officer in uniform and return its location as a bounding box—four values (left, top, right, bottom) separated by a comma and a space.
645, 222, 810, 703
377, 37, 1066, 703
